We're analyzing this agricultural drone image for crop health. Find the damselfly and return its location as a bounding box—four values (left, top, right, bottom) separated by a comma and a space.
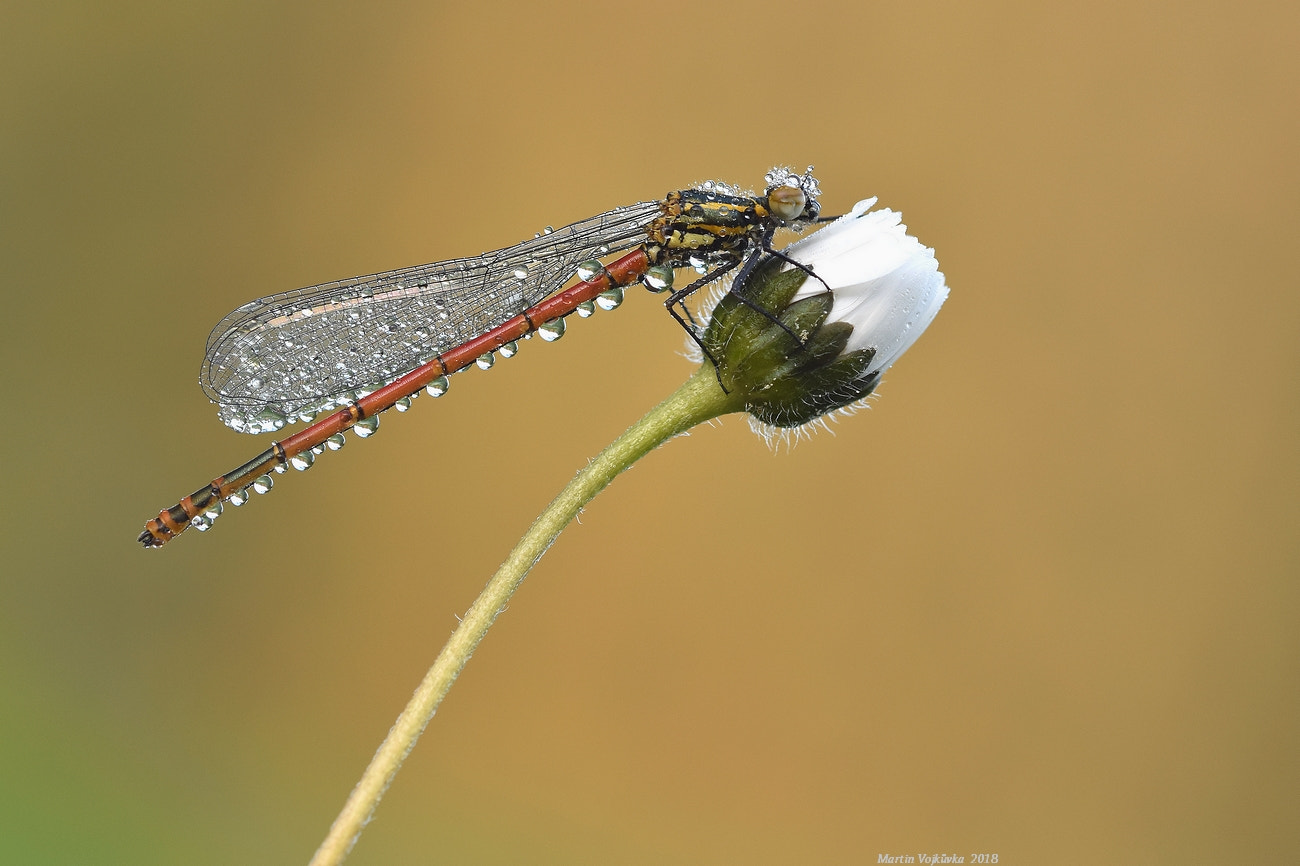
139, 167, 824, 547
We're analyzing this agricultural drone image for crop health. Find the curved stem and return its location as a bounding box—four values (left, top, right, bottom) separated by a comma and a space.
309, 365, 742, 866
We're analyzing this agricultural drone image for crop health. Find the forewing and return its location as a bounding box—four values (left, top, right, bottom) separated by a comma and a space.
201, 200, 662, 431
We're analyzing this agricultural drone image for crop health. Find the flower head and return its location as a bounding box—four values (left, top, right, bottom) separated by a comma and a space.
699, 197, 948, 429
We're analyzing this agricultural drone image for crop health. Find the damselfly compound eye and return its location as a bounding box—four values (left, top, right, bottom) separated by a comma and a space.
767, 185, 808, 224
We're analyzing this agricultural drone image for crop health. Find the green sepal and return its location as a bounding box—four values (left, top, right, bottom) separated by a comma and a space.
699, 253, 885, 428
746, 348, 880, 428
702, 262, 809, 365
801, 320, 853, 368
728, 293, 833, 388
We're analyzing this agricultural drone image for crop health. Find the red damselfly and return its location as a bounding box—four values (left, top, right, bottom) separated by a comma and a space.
139, 167, 823, 547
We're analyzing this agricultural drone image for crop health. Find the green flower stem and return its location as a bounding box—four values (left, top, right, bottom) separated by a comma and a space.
309, 364, 743, 866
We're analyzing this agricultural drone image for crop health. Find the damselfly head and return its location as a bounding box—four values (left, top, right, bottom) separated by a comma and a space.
763, 166, 822, 227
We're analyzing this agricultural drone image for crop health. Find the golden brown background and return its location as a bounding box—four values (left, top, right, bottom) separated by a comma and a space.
2, 1, 1296, 862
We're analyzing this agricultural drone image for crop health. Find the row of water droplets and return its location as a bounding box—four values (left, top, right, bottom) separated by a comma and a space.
189, 247, 648, 534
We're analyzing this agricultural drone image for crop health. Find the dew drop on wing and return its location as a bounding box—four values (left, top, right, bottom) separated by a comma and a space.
576, 300, 595, 318
252, 475, 274, 494
326, 433, 346, 451
228, 489, 249, 507
354, 415, 380, 438
500, 340, 519, 358
425, 377, 449, 398
204, 500, 223, 520
394, 396, 412, 412
290, 452, 314, 471
253, 407, 286, 433
476, 352, 495, 370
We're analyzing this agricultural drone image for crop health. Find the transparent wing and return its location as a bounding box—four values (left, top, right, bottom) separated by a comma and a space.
201, 200, 662, 432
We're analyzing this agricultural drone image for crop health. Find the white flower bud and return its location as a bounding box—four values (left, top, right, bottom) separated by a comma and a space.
698, 195, 948, 429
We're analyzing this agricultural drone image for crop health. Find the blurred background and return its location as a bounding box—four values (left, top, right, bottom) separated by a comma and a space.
2, 1, 1296, 862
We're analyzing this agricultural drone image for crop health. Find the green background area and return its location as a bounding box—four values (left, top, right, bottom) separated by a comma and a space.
2, 1, 1296, 862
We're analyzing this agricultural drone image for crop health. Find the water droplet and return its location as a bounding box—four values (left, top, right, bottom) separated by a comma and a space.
310, 444, 325, 455
476, 352, 496, 370
228, 489, 249, 506
394, 396, 413, 411
500, 340, 518, 358
273, 463, 287, 474
513, 267, 529, 281
643, 265, 674, 292
576, 300, 596, 317
543, 225, 554, 234
538, 318, 566, 342
326, 432, 346, 450
426, 376, 450, 397
252, 475, 274, 494
576, 260, 601, 281
192, 515, 213, 531
203, 500, 223, 520
354, 415, 380, 438
595, 286, 624, 310
249, 377, 263, 389
290, 451, 314, 471
253, 407, 286, 433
